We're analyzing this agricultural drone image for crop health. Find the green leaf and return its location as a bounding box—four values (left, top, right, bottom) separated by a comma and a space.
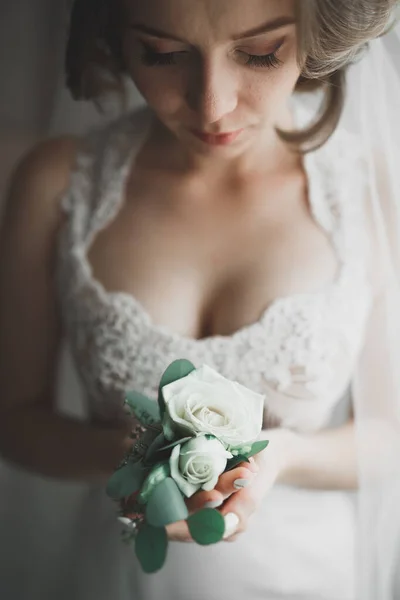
137, 462, 171, 505
144, 433, 167, 465
146, 477, 189, 527
106, 462, 146, 499
225, 454, 250, 472
187, 509, 225, 545
161, 413, 176, 441
245, 440, 269, 458
231, 444, 252, 456
125, 391, 161, 427
135, 523, 168, 573
158, 436, 193, 452
158, 359, 196, 418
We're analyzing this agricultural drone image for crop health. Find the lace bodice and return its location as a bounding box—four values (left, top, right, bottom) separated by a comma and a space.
57, 101, 373, 432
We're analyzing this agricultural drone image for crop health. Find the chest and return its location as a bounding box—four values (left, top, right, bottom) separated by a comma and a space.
87, 166, 338, 339
58, 115, 374, 429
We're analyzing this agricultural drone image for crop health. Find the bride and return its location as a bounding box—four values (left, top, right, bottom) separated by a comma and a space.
0, 1, 399, 599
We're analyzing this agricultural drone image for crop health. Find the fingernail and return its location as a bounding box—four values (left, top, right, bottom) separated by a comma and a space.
233, 478, 250, 489
205, 499, 223, 509
223, 513, 240, 538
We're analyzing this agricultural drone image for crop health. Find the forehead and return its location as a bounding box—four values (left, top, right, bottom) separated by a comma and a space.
123, 0, 297, 42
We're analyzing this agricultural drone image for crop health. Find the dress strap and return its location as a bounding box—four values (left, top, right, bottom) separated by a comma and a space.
293, 95, 370, 269
56, 107, 152, 302
60, 107, 152, 252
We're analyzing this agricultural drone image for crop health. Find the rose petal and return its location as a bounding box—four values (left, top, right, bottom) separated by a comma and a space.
201, 475, 219, 492
169, 444, 200, 498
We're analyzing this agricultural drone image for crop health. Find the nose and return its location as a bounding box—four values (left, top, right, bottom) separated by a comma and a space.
187, 56, 238, 127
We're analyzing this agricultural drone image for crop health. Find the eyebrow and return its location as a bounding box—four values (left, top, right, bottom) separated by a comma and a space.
130, 16, 296, 43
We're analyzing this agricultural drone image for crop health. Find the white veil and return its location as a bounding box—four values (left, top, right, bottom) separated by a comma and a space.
343, 17, 400, 600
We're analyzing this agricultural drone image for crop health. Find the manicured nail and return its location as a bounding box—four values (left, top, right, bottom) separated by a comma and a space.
233, 478, 250, 489
205, 499, 223, 509
223, 513, 240, 538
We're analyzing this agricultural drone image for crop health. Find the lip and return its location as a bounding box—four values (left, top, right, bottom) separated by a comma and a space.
191, 129, 244, 146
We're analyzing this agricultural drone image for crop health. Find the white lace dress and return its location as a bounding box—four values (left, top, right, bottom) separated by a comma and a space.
0, 100, 372, 600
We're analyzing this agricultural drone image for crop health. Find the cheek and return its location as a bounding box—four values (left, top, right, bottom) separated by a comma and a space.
242, 65, 300, 112
122, 36, 185, 116
128, 63, 186, 116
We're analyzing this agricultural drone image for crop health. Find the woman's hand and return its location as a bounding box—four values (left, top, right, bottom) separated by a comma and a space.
165, 459, 259, 542
220, 429, 290, 541
166, 429, 294, 542
220, 429, 294, 540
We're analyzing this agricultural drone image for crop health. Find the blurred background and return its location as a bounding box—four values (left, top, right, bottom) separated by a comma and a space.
0, 3, 144, 597
0, 0, 144, 213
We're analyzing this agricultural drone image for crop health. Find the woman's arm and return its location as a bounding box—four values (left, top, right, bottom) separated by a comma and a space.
0, 138, 133, 483
167, 421, 358, 543
0, 407, 133, 481
267, 419, 358, 490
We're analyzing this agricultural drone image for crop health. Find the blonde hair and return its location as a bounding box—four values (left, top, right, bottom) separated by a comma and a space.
65, 0, 399, 151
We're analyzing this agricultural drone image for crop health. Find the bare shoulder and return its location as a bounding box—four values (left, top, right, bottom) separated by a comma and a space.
0, 136, 83, 263
4, 135, 80, 224
0, 136, 83, 411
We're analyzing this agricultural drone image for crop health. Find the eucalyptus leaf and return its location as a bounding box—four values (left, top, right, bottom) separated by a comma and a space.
144, 432, 167, 465
135, 523, 168, 573
158, 359, 196, 418
161, 413, 176, 441
187, 509, 225, 545
106, 462, 146, 500
158, 436, 193, 452
225, 454, 250, 472
231, 445, 252, 456
125, 391, 161, 427
146, 477, 189, 527
137, 462, 171, 505
245, 440, 269, 458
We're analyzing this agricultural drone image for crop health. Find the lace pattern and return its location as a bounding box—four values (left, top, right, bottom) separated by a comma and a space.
57, 102, 373, 431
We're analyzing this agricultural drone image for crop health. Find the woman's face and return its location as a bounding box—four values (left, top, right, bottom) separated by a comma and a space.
121, 0, 300, 153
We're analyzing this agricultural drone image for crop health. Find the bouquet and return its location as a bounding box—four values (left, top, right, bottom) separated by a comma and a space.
106, 359, 269, 573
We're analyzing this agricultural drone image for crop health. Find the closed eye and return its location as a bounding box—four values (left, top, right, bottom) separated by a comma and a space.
140, 43, 187, 66
242, 51, 282, 69
140, 43, 284, 70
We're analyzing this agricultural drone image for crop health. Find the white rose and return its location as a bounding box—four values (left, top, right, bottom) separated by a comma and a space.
169, 435, 232, 498
162, 365, 265, 450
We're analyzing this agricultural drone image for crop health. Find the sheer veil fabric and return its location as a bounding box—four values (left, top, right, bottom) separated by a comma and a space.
344, 18, 400, 600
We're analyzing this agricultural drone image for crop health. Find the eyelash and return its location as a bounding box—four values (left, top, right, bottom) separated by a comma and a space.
140, 43, 283, 69
246, 52, 282, 68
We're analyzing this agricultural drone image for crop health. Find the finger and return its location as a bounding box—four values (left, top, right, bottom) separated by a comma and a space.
187, 460, 259, 513
165, 520, 193, 543
186, 489, 224, 513
223, 532, 240, 543
214, 465, 257, 498
221, 488, 258, 541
